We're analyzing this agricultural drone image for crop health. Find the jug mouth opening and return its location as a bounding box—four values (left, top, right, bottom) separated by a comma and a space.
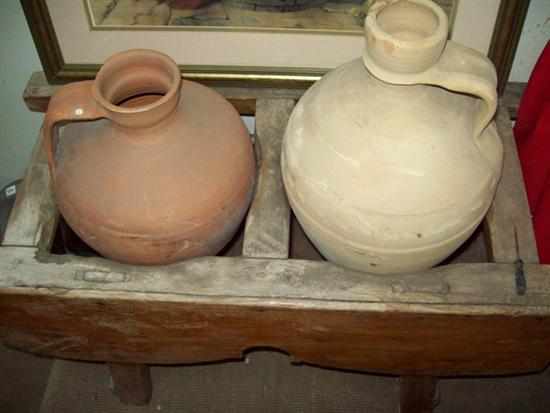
371, 0, 445, 47
93, 49, 181, 128
364, 0, 448, 74
115, 92, 166, 108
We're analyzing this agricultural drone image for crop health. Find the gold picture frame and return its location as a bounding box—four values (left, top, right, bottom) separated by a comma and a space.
22, 0, 528, 92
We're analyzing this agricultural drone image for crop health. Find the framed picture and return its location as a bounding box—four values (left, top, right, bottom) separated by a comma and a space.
85, 0, 457, 32
22, 0, 528, 92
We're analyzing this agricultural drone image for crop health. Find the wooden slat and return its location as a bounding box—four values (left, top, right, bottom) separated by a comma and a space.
23, 71, 305, 116
2, 247, 550, 314
242, 99, 294, 259
2, 285, 550, 376
2, 249, 550, 375
1, 132, 57, 249
484, 104, 538, 264
22, 72, 56, 113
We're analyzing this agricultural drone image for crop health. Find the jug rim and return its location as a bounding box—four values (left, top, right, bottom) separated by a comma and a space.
92, 49, 181, 128
364, 0, 448, 74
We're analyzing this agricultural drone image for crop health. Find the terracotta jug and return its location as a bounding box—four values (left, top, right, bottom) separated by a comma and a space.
44, 49, 255, 265
281, 0, 503, 274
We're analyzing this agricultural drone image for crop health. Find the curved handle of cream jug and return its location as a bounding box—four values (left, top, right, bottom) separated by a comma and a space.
363, 0, 498, 139
428, 42, 498, 139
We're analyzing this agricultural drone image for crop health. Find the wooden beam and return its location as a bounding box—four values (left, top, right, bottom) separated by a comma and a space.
484, 104, 538, 264
2, 248, 550, 375
242, 99, 294, 258
1, 131, 57, 250
3, 247, 550, 310
3, 286, 550, 376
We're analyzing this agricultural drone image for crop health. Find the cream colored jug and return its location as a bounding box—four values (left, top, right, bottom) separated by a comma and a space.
282, 0, 503, 274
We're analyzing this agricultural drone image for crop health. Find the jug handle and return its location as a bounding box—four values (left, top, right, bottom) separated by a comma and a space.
43, 80, 108, 182
428, 41, 498, 140
363, 40, 498, 140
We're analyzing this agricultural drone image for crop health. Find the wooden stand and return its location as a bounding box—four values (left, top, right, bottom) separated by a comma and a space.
0, 74, 544, 411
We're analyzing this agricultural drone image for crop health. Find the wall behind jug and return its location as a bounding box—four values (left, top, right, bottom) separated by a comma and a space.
510, 0, 550, 82
0, 0, 43, 188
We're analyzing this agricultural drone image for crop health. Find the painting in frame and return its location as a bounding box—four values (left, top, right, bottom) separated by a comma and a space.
85, 0, 457, 33
21, 0, 528, 92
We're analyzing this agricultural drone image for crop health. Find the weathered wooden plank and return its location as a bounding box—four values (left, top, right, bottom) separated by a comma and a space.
109, 363, 152, 406
1, 248, 550, 312
1, 132, 57, 249
242, 99, 294, 259
400, 376, 438, 413
3, 286, 550, 376
484, 104, 538, 264
2, 244, 549, 376
23, 71, 305, 116
3, 246, 550, 374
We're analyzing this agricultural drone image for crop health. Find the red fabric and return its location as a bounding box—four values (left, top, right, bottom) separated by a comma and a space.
514, 41, 550, 263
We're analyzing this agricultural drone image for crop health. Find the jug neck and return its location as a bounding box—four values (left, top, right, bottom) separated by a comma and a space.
364, 0, 448, 75
92, 49, 181, 129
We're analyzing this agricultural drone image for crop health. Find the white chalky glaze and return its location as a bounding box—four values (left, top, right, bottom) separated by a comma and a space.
282, 0, 503, 274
